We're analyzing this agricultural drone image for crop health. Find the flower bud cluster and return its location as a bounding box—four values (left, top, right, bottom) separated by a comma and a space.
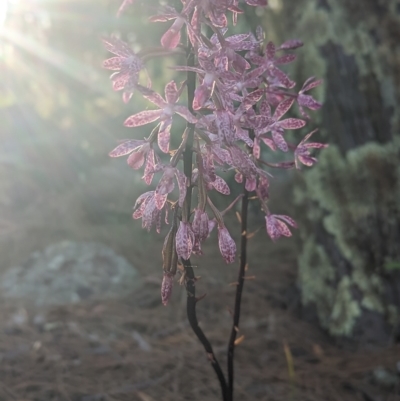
103, 0, 327, 305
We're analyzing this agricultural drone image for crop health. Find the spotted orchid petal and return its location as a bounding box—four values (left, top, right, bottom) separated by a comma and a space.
193, 80, 215, 110
266, 214, 297, 241
143, 149, 156, 185
127, 150, 145, 169
175, 170, 187, 207
158, 119, 172, 153
211, 176, 230, 195
109, 140, 145, 157
161, 17, 185, 49
124, 110, 163, 127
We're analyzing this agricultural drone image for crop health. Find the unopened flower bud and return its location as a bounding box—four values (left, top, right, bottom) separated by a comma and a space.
176, 221, 195, 260
218, 225, 236, 264
192, 209, 209, 243
162, 219, 178, 274
161, 272, 174, 306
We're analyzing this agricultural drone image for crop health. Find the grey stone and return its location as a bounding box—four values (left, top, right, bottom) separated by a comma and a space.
372, 366, 400, 388
0, 241, 140, 307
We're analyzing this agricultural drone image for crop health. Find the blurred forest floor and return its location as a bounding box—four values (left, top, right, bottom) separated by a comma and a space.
0, 151, 399, 401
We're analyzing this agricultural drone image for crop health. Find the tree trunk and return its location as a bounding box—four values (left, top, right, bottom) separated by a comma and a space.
256, 0, 400, 345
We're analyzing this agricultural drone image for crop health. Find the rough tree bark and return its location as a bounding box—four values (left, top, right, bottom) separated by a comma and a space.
252, 0, 400, 345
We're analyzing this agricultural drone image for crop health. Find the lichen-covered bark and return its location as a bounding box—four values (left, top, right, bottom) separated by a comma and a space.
297, 141, 400, 342
256, 0, 400, 343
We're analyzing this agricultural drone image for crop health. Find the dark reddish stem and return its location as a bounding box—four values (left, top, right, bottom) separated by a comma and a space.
227, 186, 249, 400
183, 41, 228, 401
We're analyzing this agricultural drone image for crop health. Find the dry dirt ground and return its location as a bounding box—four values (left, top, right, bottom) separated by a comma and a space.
0, 163, 399, 401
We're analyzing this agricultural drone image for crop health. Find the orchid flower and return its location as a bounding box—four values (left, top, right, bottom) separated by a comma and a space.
124, 81, 197, 153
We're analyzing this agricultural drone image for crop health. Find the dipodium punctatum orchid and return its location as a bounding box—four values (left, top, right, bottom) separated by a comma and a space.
103, 2, 325, 399
105, 0, 325, 301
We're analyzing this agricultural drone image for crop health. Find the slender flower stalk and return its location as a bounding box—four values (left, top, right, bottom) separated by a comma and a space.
103, 1, 326, 400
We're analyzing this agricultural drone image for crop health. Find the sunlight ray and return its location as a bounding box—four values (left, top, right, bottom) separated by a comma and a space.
1, 27, 111, 96
0, 1, 7, 28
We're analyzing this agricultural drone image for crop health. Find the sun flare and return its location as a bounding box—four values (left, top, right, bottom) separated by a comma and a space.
0, 0, 8, 27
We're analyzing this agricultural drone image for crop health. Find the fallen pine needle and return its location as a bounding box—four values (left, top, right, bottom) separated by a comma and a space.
283, 340, 296, 383
246, 227, 261, 239
137, 392, 155, 401
234, 335, 245, 345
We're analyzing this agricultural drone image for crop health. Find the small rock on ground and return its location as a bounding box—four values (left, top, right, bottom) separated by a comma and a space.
0, 241, 141, 307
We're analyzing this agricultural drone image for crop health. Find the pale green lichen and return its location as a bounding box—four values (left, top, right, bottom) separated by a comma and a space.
297, 138, 400, 337
388, 305, 400, 328
329, 276, 361, 336
298, 237, 336, 328
384, 260, 400, 272
298, 238, 363, 337
353, 270, 385, 314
